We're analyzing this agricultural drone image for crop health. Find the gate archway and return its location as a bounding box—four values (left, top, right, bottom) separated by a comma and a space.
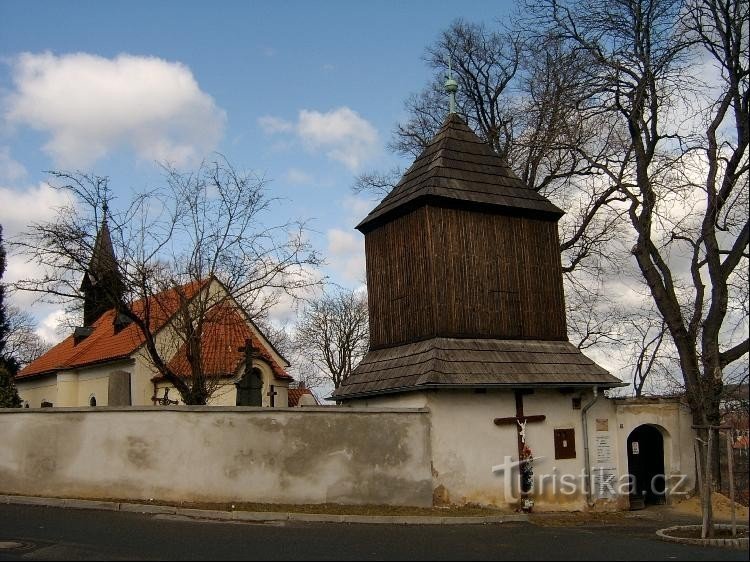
627, 424, 667, 508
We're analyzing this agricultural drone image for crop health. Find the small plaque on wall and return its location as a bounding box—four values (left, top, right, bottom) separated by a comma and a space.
554, 428, 576, 459
596, 418, 609, 432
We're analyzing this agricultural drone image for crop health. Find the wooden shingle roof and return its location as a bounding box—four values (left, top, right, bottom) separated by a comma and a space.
356, 114, 563, 233
332, 338, 623, 400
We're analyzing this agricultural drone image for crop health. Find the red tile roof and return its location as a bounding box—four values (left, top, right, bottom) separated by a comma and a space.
288, 386, 318, 407
164, 304, 290, 380
17, 280, 288, 381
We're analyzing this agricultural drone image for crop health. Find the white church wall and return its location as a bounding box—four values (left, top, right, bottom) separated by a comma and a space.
15, 377, 58, 408
75, 360, 134, 407
55, 372, 78, 407
17, 361, 135, 408
0, 407, 433, 507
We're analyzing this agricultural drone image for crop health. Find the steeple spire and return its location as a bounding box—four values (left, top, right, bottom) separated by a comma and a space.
80, 202, 124, 326
444, 58, 458, 115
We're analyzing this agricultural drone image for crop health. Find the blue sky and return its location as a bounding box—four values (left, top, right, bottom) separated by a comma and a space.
0, 0, 514, 341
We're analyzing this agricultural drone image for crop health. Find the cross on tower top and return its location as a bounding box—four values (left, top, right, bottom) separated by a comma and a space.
444, 57, 458, 115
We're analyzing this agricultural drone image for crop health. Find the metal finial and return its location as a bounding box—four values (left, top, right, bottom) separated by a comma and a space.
444, 57, 458, 115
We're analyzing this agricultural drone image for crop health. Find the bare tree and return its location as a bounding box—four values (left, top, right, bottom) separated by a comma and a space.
294, 289, 369, 390
528, 0, 748, 532
3, 305, 51, 369
534, 0, 748, 421
627, 316, 670, 397
0, 225, 23, 407
371, 20, 630, 277
11, 157, 324, 405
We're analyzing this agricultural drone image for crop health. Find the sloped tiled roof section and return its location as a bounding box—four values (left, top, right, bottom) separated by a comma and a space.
165, 304, 290, 380
356, 114, 564, 233
288, 386, 318, 407
18, 280, 205, 379
332, 338, 623, 400
17, 280, 288, 381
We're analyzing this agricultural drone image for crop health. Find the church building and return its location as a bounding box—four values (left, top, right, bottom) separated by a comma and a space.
332, 79, 696, 510
15, 210, 304, 409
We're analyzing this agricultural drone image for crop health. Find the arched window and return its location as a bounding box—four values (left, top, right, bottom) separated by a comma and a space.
89, 395, 97, 407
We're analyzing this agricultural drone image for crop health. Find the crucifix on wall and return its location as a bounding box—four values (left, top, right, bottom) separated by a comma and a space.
493, 390, 546, 495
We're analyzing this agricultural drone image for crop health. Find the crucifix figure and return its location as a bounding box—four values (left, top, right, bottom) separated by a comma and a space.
493, 390, 546, 495
236, 338, 263, 406
267, 384, 278, 408
517, 418, 528, 445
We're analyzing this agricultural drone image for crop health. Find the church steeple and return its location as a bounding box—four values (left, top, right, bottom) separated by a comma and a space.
80, 203, 124, 326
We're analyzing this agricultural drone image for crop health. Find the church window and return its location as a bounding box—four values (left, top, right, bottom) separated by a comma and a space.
89, 395, 97, 407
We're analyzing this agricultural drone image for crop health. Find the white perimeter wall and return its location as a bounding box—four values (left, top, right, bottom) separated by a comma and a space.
0, 407, 432, 507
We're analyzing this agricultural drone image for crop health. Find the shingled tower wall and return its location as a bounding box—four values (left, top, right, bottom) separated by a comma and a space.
360, 118, 568, 347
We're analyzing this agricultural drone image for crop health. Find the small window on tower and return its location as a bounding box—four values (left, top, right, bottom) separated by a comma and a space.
89, 395, 97, 407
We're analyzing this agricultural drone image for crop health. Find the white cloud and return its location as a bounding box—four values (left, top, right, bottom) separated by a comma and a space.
0, 147, 27, 182
298, 108, 379, 171
4, 52, 226, 168
326, 228, 365, 284
263, 264, 325, 327
259, 107, 379, 172
0, 183, 77, 325
0, 182, 71, 236
258, 115, 294, 134
35, 308, 69, 344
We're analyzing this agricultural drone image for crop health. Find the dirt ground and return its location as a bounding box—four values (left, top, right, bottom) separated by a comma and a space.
670, 491, 750, 521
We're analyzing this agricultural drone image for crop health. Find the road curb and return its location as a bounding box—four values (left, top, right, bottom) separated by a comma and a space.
656, 524, 748, 550
63, 499, 120, 511
119, 502, 177, 515
0, 494, 526, 525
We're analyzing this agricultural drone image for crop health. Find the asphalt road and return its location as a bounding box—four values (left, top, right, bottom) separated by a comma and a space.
0, 504, 746, 561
